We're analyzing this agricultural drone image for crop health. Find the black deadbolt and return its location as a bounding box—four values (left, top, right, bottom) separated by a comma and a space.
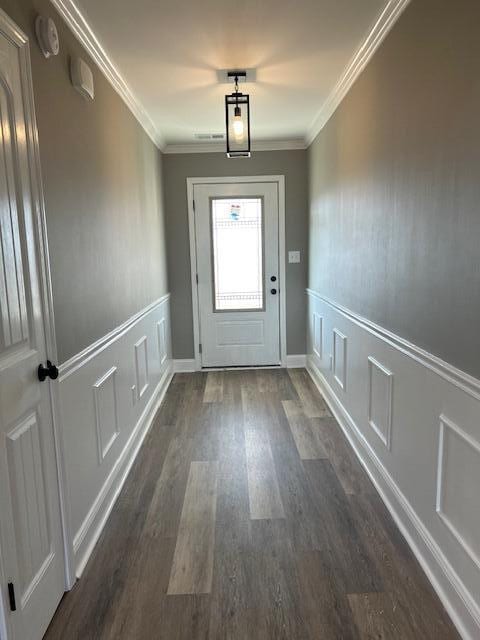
38, 360, 59, 382
270, 275, 277, 282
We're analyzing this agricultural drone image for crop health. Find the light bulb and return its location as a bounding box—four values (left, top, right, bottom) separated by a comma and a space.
233, 107, 244, 141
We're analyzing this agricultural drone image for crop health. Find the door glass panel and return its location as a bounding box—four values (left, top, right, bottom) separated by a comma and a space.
211, 197, 264, 311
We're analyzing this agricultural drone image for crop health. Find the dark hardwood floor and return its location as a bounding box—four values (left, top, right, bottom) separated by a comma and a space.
44, 368, 459, 639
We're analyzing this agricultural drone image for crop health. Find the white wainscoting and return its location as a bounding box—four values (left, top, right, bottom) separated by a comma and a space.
58, 294, 172, 577
306, 289, 480, 640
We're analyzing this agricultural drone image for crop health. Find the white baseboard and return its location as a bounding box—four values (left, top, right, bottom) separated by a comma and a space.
172, 356, 306, 372
74, 362, 173, 576
173, 358, 197, 373
286, 354, 307, 368
307, 356, 479, 640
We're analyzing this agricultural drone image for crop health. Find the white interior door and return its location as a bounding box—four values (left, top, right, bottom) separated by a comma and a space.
0, 14, 65, 640
194, 181, 281, 367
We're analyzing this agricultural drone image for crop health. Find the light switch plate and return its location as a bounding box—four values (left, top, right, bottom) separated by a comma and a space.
288, 250, 300, 264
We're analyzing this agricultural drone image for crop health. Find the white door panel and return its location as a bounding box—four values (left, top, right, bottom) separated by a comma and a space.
194, 182, 280, 367
0, 15, 64, 640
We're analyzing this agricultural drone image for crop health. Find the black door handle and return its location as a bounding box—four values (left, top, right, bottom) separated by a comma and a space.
270, 288, 277, 295
38, 360, 59, 382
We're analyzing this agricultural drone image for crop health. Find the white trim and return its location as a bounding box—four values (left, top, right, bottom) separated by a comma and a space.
172, 358, 306, 372
187, 176, 287, 369
73, 363, 173, 576
59, 294, 170, 380
367, 356, 393, 450
313, 312, 323, 359
306, 356, 480, 640
157, 319, 167, 365
306, 0, 411, 146
173, 359, 197, 373
436, 415, 480, 573
278, 177, 287, 367
332, 328, 347, 391
306, 289, 480, 401
50, 0, 164, 149
285, 354, 307, 368
134, 335, 149, 400
92, 366, 119, 462
46, 0, 409, 153
49, 0, 410, 153
163, 139, 307, 154
186, 178, 202, 371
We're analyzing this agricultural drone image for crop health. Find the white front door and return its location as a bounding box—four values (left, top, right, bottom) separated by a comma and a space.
194, 181, 281, 367
0, 14, 65, 640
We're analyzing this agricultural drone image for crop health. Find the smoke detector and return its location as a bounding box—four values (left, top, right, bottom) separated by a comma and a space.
35, 15, 60, 58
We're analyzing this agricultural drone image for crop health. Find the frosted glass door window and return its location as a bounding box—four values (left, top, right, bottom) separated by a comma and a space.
211, 198, 264, 311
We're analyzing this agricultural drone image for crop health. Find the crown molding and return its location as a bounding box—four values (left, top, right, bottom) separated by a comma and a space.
50, 0, 165, 149
50, 0, 410, 154
306, 0, 411, 146
162, 138, 307, 154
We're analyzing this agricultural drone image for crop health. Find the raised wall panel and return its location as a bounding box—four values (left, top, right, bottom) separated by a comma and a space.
333, 328, 347, 390
6, 414, 51, 596
368, 357, 393, 450
157, 318, 167, 365
93, 366, 119, 462
216, 320, 264, 346
436, 415, 480, 571
134, 336, 149, 400
313, 312, 322, 358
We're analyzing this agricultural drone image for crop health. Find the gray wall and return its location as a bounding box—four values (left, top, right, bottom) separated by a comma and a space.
308, 0, 480, 378
163, 151, 308, 359
2, 0, 169, 362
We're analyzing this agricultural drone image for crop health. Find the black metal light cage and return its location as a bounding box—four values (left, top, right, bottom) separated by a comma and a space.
225, 74, 251, 158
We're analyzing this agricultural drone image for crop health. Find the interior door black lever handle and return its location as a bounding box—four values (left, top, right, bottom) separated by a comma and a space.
38, 360, 59, 382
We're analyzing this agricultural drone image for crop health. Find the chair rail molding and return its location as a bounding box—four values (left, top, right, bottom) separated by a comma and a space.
306, 288, 480, 640
306, 289, 480, 401
58, 294, 172, 576
59, 294, 170, 379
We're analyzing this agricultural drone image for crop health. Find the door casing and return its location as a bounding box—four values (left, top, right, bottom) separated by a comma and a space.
187, 175, 287, 370
0, 11, 74, 639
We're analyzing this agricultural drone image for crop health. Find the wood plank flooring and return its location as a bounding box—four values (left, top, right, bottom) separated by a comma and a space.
44, 368, 460, 640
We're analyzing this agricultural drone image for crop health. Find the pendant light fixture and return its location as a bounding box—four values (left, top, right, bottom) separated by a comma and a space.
225, 71, 251, 158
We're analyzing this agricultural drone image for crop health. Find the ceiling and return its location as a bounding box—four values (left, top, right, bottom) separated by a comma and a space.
74, 0, 390, 149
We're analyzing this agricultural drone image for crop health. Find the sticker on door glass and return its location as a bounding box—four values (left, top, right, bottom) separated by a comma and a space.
211, 198, 264, 311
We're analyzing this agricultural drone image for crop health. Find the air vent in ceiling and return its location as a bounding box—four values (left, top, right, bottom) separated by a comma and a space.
194, 133, 224, 140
